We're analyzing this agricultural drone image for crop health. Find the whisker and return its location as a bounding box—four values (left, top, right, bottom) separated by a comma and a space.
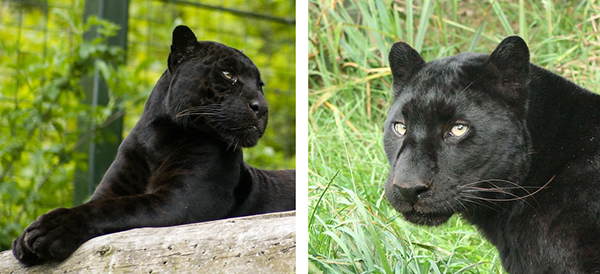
445, 200, 457, 215
461, 195, 503, 213
455, 197, 469, 212
463, 176, 555, 203
463, 178, 537, 188
464, 178, 539, 200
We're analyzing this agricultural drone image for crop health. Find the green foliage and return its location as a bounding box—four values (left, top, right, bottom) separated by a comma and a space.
0, 0, 295, 251
0, 3, 130, 250
309, 0, 600, 273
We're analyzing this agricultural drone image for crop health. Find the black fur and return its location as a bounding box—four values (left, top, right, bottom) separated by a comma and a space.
12, 25, 295, 265
384, 36, 600, 273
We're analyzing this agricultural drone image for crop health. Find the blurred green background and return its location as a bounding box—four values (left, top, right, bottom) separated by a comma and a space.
0, 0, 295, 251
309, 0, 599, 273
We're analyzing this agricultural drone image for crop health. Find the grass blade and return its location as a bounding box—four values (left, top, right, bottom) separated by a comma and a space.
491, 0, 514, 35
406, 0, 414, 45
415, 0, 435, 52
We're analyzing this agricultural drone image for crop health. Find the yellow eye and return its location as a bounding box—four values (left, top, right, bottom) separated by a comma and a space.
393, 122, 407, 136
450, 123, 469, 137
222, 71, 233, 79
222, 71, 237, 85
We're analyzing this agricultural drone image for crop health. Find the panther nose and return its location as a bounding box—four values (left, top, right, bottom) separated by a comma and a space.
248, 100, 268, 118
394, 181, 430, 205
249, 101, 261, 113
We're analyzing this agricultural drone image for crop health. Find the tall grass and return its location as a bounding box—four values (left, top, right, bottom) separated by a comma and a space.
308, 0, 600, 273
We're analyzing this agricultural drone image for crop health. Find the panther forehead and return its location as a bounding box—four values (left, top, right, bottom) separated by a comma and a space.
392, 53, 489, 116
407, 53, 485, 92
194, 41, 259, 73
169, 42, 262, 106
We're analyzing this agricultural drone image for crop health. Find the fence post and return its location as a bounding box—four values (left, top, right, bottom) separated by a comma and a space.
74, 0, 129, 205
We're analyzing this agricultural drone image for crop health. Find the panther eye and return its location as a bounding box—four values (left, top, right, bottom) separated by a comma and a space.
222, 71, 237, 85
393, 122, 407, 137
449, 123, 469, 138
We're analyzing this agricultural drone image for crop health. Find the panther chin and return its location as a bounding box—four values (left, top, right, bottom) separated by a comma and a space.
222, 126, 264, 148
400, 210, 453, 226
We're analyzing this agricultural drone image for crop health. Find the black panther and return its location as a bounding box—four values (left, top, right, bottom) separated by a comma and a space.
384, 36, 600, 273
13, 25, 295, 265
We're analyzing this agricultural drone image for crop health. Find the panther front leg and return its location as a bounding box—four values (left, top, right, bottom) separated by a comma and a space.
12, 163, 239, 265
13, 135, 245, 265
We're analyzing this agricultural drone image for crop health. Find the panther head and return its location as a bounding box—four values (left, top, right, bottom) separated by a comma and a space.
163, 25, 268, 148
384, 36, 532, 226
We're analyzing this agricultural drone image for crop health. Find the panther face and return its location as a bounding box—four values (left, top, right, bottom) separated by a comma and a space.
165, 26, 268, 148
384, 37, 532, 226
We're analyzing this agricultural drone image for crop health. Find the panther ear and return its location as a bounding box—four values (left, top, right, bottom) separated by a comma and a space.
488, 36, 530, 98
389, 42, 425, 96
168, 25, 199, 73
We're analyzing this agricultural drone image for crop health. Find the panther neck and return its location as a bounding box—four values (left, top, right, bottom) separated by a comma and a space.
141, 69, 172, 121
525, 65, 600, 184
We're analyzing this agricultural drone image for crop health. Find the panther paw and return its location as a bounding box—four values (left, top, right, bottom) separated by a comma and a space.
12, 208, 87, 265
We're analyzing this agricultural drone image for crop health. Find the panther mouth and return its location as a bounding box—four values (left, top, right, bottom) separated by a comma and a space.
385, 179, 456, 226
401, 210, 452, 226
233, 125, 262, 137
240, 126, 258, 132
220, 125, 264, 148
386, 191, 454, 226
